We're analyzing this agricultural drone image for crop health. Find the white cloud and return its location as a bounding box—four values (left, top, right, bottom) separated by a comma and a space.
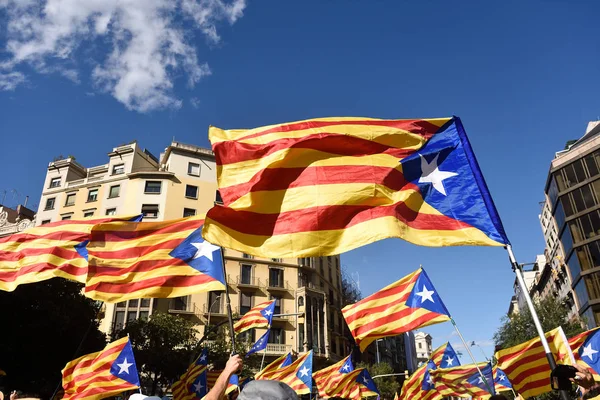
190, 97, 201, 108
0, 0, 246, 112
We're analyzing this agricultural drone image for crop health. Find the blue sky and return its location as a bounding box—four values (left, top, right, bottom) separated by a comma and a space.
2, 0, 600, 363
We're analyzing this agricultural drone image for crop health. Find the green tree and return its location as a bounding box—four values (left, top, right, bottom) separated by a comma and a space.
493, 296, 585, 400
0, 279, 106, 399
357, 362, 399, 399
115, 312, 198, 395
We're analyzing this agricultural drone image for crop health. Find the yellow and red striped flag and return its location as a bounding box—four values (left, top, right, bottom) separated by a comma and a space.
172, 349, 208, 400
233, 299, 276, 334
398, 342, 452, 400
342, 267, 450, 351
431, 362, 495, 398
0, 215, 140, 291
257, 351, 313, 395
313, 355, 354, 398
324, 368, 379, 399
495, 327, 571, 399
84, 216, 225, 302
202, 116, 510, 258
566, 327, 600, 380
61, 337, 140, 400
255, 352, 293, 380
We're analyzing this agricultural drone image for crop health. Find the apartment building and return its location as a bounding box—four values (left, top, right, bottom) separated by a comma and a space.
34, 140, 346, 362
0, 203, 35, 238
414, 331, 432, 365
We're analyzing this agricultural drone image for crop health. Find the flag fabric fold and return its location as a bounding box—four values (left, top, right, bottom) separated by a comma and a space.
84, 216, 225, 302
398, 342, 455, 400
257, 351, 313, 395
313, 355, 354, 398
0, 215, 141, 291
61, 337, 140, 400
234, 300, 276, 334
431, 362, 494, 398
202, 116, 509, 258
342, 267, 450, 351
172, 348, 208, 400
494, 366, 513, 392
255, 352, 293, 380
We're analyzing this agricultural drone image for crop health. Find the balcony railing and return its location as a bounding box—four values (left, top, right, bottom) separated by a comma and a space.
65, 175, 107, 188
235, 275, 262, 287
267, 279, 291, 290
265, 343, 293, 355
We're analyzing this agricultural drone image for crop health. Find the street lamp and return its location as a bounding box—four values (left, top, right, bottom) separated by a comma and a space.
376, 339, 384, 364
470, 341, 489, 361
207, 295, 222, 328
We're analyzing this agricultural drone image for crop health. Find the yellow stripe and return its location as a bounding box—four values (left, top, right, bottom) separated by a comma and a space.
345, 292, 416, 331
228, 183, 445, 216
209, 117, 450, 143
0, 252, 86, 270
90, 215, 205, 232
203, 214, 502, 259
85, 280, 225, 303
64, 382, 136, 400
217, 150, 406, 189
88, 230, 196, 252
0, 238, 86, 252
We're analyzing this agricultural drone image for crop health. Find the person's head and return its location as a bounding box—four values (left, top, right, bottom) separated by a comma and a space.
237, 380, 298, 400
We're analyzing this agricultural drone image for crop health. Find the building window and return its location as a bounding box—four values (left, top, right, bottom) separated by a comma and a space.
49, 177, 61, 188
270, 296, 282, 315
87, 189, 98, 202
185, 185, 198, 199
242, 253, 254, 259
208, 291, 224, 314
183, 208, 196, 217
108, 185, 120, 198
240, 293, 253, 315
65, 193, 76, 206
269, 268, 284, 288
216, 190, 223, 204
239, 330, 255, 344
41, 219, 51, 225
271, 258, 282, 263
141, 204, 159, 219
268, 327, 284, 344
418, 342, 422, 349
106, 208, 117, 216
83, 211, 94, 218
144, 181, 162, 194
61, 215, 72, 220
241, 264, 252, 284
44, 197, 56, 210
188, 162, 200, 176
112, 164, 125, 175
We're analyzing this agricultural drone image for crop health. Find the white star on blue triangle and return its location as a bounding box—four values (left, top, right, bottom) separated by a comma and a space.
580, 329, 600, 373
281, 353, 293, 368
260, 301, 276, 325
440, 343, 460, 368
465, 363, 495, 395
169, 227, 224, 284
339, 356, 354, 374
246, 329, 270, 357
296, 352, 313, 391
190, 370, 208, 397
398, 117, 509, 245
405, 268, 450, 316
196, 348, 208, 366
421, 361, 436, 391
109, 339, 140, 386
357, 368, 379, 394
494, 367, 512, 389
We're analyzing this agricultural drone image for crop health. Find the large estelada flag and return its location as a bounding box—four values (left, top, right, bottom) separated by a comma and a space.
313, 355, 354, 398
255, 352, 293, 380
431, 362, 495, 398
233, 299, 276, 334
0, 215, 141, 291
342, 267, 450, 351
495, 327, 572, 399
202, 116, 509, 258
62, 337, 140, 400
257, 351, 313, 395
84, 216, 225, 302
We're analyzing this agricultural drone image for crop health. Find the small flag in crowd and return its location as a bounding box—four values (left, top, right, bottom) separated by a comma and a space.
225, 375, 249, 396
325, 368, 379, 399
398, 342, 452, 400
172, 348, 208, 400
84, 216, 225, 302
439, 342, 460, 368
565, 327, 600, 380
422, 361, 437, 391
313, 355, 354, 398
464, 363, 495, 395
494, 366, 512, 392
202, 116, 509, 258
342, 267, 450, 351
246, 329, 270, 357
62, 337, 140, 400
578, 328, 600, 375
234, 299, 276, 334
0, 215, 141, 291
258, 351, 313, 395
431, 362, 492, 398
255, 352, 293, 380
495, 327, 570, 399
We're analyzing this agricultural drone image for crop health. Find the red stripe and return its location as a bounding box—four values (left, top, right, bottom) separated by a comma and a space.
214, 132, 427, 166
232, 119, 441, 142
354, 311, 444, 343
234, 318, 267, 330
219, 165, 411, 206
344, 291, 411, 326
89, 258, 182, 277
90, 219, 204, 242
207, 199, 473, 236
88, 238, 185, 260
65, 381, 136, 400
0, 230, 87, 246
0, 245, 82, 262
508, 363, 549, 386
86, 274, 218, 294
497, 340, 546, 365
0, 262, 85, 282
62, 343, 125, 377
500, 348, 548, 375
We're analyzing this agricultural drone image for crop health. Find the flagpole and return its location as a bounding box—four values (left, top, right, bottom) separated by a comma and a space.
260, 325, 271, 370
219, 248, 237, 354
449, 318, 494, 394
506, 245, 569, 400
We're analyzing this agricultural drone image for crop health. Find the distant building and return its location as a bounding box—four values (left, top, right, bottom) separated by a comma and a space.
543, 121, 600, 327
0, 203, 35, 238
414, 331, 432, 365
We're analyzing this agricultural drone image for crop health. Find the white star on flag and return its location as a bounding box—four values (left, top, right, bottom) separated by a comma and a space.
116, 358, 133, 374
342, 364, 350, 371
498, 374, 506, 381
427, 375, 434, 385
264, 309, 273, 316
418, 154, 458, 196
191, 241, 220, 261
415, 285, 435, 303
299, 366, 310, 377
363, 376, 370, 385
477, 377, 484, 384
581, 343, 598, 360
444, 356, 454, 366
193, 381, 204, 393
200, 354, 207, 362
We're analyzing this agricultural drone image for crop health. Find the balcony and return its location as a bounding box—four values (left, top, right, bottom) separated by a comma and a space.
168, 299, 201, 316
65, 175, 107, 188
235, 275, 262, 290
265, 343, 293, 355
267, 279, 291, 292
